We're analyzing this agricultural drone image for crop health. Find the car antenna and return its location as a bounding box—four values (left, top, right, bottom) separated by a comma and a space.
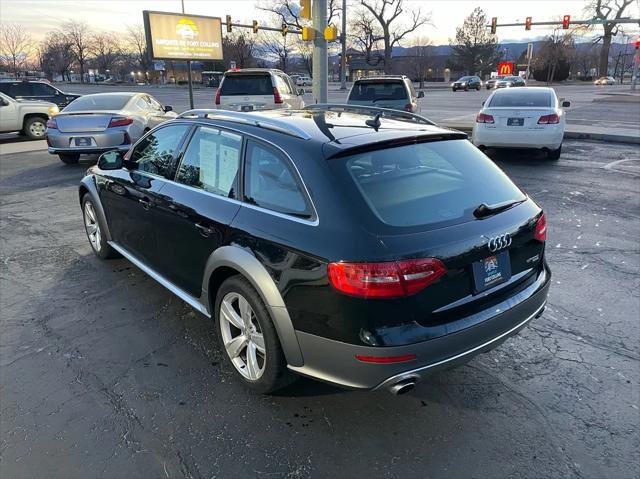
365, 112, 382, 131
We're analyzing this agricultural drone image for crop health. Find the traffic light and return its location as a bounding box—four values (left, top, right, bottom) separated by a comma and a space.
324, 25, 338, 41
300, 0, 311, 20
252, 20, 259, 33
525, 17, 532, 31
282, 23, 289, 37
302, 26, 315, 41
491, 17, 497, 34
562, 15, 570, 29
226, 15, 232, 33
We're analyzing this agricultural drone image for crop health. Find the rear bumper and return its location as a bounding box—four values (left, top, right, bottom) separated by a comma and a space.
289, 265, 550, 390
473, 125, 563, 149
48, 145, 130, 155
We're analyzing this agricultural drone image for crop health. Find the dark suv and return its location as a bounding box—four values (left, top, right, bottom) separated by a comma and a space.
452, 76, 482, 91
0, 80, 80, 107
79, 105, 550, 395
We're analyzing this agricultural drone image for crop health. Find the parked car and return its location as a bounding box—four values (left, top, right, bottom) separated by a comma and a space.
296, 75, 312, 86
451, 76, 482, 91
347, 76, 424, 112
495, 76, 526, 88
79, 105, 550, 395
0, 80, 80, 107
485, 76, 505, 89
594, 76, 616, 86
472, 87, 569, 160
215, 68, 304, 112
0, 91, 58, 139
47, 92, 177, 164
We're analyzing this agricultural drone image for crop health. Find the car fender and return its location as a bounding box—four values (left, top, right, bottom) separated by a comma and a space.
79, 175, 112, 241
202, 245, 304, 367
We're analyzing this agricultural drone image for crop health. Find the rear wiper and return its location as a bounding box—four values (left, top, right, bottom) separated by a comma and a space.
473, 199, 526, 218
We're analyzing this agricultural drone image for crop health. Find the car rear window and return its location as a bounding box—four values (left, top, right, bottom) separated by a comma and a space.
64, 94, 131, 111
348, 81, 407, 101
336, 139, 525, 228
489, 90, 552, 108
220, 74, 273, 96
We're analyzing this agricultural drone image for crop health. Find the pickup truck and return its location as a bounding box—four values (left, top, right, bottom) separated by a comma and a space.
0, 92, 58, 139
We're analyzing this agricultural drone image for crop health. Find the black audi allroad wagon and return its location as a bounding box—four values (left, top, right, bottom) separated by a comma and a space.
79, 105, 550, 395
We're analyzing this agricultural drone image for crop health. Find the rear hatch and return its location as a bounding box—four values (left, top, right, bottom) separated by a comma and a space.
483, 107, 555, 129
218, 73, 275, 111
348, 80, 409, 110
55, 111, 120, 133
328, 137, 546, 328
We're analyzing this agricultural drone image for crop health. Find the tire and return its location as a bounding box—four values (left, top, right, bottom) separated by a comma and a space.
215, 275, 297, 394
81, 194, 119, 259
548, 145, 562, 160
476, 85, 481, 91
23, 116, 48, 139
452, 88, 457, 92
464, 86, 469, 91
59, 154, 80, 164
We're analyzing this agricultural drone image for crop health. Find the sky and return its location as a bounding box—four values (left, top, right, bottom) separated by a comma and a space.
1, 0, 639, 44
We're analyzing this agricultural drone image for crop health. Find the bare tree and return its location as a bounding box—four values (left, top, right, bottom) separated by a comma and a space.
39, 31, 75, 81
584, 0, 635, 76
0, 23, 34, 76
258, 0, 340, 29
533, 29, 575, 84
349, 9, 384, 67
351, 0, 429, 73
92, 32, 121, 74
409, 37, 433, 88
222, 32, 257, 69
260, 32, 293, 72
62, 20, 95, 82
126, 24, 152, 72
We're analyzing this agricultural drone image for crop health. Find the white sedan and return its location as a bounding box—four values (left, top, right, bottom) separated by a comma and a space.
472, 87, 570, 160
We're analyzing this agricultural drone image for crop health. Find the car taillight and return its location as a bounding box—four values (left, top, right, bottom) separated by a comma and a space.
273, 87, 283, 104
108, 116, 133, 128
215, 88, 221, 105
46, 118, 58, 129
327, 258, 447, 299
538, 113, 559, 124
404, 103, 413, 112
476, 112, 494, 124
534, 213, 547, 242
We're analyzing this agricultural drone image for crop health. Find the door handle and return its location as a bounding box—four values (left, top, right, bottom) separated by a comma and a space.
195, 223, 214, 237
138, 197, 151, 210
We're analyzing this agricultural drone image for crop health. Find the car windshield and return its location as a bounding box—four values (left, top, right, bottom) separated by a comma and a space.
489, 90, 553, 107
458, 76, 472, 81
220, 74, 273, 95
348, 81, 407, 101
333, 139, 525, 229
64, 94, 131, 111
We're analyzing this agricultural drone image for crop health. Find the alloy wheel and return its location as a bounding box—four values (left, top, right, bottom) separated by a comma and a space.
83, 202, 101, 252
219, 292, 266, 381
30, 120, 46, 138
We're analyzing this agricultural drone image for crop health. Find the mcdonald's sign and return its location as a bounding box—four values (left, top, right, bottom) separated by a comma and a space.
498, 61, 514, 75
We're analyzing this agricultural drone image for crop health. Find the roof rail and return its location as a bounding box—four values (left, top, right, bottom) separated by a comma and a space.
303, 104, 436, 126
176, 109, 311, 140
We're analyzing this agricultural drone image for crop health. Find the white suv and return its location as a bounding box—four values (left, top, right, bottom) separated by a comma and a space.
215, 69, 305, 112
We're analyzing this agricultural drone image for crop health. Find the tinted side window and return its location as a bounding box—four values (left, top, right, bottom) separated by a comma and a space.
244, 141, 310, 217
175, 126, 242, 198
31, 83, 56, 95
0, 84, 9, 94
128, 125, 190, 177
9, 83, 31, 96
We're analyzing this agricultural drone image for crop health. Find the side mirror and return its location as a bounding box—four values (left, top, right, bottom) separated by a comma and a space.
98, 150, 124, 170
163, 105, 173, 112
561, 100, 571, 108
417, 91, 425, 98
298, 88, 305, 96
0, 98, 8, 106
482, 100, 485, 106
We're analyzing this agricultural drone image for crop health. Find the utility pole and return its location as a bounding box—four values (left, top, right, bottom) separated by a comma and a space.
340, 0, 347, 90
312, 0, 328, 103
181, 0, 194, 109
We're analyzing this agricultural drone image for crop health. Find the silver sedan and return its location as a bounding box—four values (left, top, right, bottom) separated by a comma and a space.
47, 92, 177, 164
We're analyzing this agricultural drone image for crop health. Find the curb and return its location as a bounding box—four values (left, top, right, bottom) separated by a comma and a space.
439, 123, 640, 145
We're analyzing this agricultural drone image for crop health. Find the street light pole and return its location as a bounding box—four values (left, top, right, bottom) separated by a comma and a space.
312, 0, 328, 103
181, 0, 195, 109
340, 0, 347, 90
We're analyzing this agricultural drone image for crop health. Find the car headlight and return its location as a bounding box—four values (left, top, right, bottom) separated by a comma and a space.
48, 105, 59, 116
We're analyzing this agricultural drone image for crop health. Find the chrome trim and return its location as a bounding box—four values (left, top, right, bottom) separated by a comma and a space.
373, 300, 546, 391
108, 241, 210, 317
177, 109, 312, 140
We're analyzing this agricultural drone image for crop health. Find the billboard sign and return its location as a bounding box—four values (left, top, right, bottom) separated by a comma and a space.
143, 11, 223, 61
498, 61, 514, 75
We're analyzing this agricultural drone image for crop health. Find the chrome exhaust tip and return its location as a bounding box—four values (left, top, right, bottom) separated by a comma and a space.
388, 379, 417, 395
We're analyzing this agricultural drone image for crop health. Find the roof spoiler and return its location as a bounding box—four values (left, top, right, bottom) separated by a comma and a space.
303, 104, 437, 126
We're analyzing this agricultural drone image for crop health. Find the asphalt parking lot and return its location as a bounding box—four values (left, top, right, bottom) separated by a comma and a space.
1, 138, 638, 478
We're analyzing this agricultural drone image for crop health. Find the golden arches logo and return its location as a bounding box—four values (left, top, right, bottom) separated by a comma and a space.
498, 62, 513, 75
176, 18, 199, 39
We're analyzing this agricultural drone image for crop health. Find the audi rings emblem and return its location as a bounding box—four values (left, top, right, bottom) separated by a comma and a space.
486, 233, 512, 252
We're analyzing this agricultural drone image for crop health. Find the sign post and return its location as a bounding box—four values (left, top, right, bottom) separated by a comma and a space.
526, 43, 533, 79
143, 10, 223, 109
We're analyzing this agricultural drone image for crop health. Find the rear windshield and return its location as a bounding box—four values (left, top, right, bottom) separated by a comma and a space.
489, 90, 552, 107
348, 81, 407, 101
220, 74, 273, 96
336, 139, 525, 228
64, 94, 131, 111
